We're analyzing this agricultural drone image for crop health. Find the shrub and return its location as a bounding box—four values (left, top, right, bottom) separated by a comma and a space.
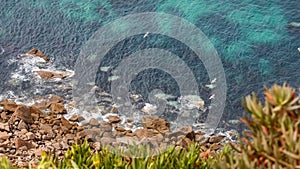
215, 83, 300, 168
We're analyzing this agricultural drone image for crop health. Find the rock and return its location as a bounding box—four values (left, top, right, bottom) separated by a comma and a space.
177, 137, 192, 149
18, 121, 28, 131
48, 94, 64, 103
50, 103, 67, 114
210, 143, 221, 151
0, 99, 18, 112
52, 142, 61, 150
100, 137, 115, 145
65, 134, 76, 141
127, 119, 133, 123
26, 132, 35, 140
76, 130, 88, 139
33, 94, 63, 110
135, 128, 159, 138
116, 136, 139, 145
26, 48, 49, 62
179, 126, 196, 141
69, 114, 85, 122
9, 105, 33, 125
14, 138, 34, 149
30, 106, 44, 120
167, 126, 195, 139
115, 126, 126, 132
77, 128, 104, 139
209, 135, 226, 143
91, 142, 101, 151
0, 131, 10, 140
19, 146, 28, 151
20, 129, 28, 135
178, 95, 205, 110
61, 116, 73, 130
107, 116, 121, 124
141, 103, 157, 114
142, 116, 170, 133
89, 118, 99, 126
39, 124, 54, 136
33, 101, 49, 110
60, 141, 69, 150
111, 105, 118, 113
150, 133, 164, 142
34, 71, 55, 80
0, 123, 9, 132
195, 134, 202, 142
0, 111, 8, 121
34, 70, 72, 80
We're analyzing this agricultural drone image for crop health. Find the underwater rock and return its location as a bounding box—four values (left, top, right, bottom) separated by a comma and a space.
24, 48, 49, 62
288, 22, 300, 28
178, 95, 205, 110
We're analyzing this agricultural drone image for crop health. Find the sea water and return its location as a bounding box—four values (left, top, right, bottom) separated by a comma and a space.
0, 0, 299, 132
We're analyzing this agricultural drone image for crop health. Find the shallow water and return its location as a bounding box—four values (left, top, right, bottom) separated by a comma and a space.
0, 0, 299, 131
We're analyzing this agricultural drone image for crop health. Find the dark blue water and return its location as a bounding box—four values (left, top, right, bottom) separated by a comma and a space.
0, 0, 299, 131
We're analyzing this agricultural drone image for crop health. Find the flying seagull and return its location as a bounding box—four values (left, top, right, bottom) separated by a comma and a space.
143, 32, 149, 38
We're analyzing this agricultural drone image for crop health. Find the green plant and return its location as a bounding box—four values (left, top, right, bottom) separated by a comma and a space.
0, 156, 17, 169
35, 140, 214, 169
215, 83, 300, 169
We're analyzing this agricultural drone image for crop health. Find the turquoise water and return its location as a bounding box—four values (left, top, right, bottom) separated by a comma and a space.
0, 0, 299, 130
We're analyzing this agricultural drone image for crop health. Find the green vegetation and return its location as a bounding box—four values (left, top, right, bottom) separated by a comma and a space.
215, 83, 300, 168
1, 83, 300, 168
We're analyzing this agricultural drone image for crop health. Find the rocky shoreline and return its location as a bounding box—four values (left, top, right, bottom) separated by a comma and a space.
0, 48, 238, 167
0, 96, 237, 167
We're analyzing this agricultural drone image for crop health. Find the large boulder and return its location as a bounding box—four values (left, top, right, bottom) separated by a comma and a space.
9, 105, 34, 125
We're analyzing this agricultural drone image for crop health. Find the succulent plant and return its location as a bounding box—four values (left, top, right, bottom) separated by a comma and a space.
215, 83, 300, 169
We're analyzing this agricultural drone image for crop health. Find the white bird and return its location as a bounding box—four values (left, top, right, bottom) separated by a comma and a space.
143, 32, 149, 38
205, 84, 216, 89
298, 47, 300, 53
0, 46, 4, 55
211, 78, 217, 84
209, 94, 215, 100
